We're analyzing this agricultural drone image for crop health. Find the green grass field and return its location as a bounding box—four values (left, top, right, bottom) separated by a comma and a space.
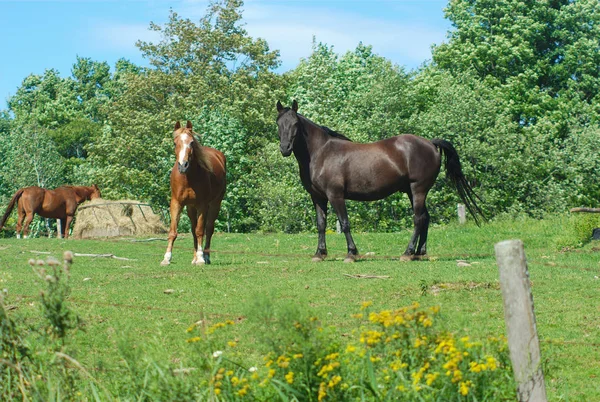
1, 215, 599, 400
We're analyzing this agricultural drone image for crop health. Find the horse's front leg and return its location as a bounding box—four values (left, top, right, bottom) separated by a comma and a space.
161, 200, 183, 266
312, 195, 328, 262
62, 216, 73, 239
329, 197, 358, 263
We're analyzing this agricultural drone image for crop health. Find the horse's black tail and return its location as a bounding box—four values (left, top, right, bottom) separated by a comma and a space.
0, 189, 24, 231
431, 139, 486, 225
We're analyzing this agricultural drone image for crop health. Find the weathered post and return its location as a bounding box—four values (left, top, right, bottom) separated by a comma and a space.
495, 239, 547, 402
457, 203, 466, 224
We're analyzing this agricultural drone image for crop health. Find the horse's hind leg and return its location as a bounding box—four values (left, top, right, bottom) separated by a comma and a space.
22, 213, 35, 239
329, 197, 358, 263
161, 200, 183, 265
403, 187, 430, 258
16, 208, 26, 239
203, 200, 222, 265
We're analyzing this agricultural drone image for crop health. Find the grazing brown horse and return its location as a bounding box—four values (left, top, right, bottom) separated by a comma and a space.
276, 100, 484, 262
0, 184, 101, 239
161, 121, 226, 266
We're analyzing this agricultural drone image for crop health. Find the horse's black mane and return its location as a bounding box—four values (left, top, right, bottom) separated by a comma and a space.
287, 111, 353, 142
320, 126, 353, 142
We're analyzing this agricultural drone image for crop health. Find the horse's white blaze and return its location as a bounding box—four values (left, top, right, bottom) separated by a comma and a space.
178, 134, 191, 164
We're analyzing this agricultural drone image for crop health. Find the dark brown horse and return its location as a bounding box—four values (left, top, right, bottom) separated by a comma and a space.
276, 100, 484, 262
161, 121, 226, 266
0, 184, 101, 239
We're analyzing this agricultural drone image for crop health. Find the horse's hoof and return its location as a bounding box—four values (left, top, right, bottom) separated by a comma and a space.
343, 256, 356, 263
399, 254, 412, 262
160, 260, 170, 266
312, 256, 325, 262
192, 260, 206, 266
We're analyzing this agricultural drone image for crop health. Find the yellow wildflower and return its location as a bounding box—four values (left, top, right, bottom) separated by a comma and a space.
293, 353, 303, 359
186, 336, 201, 343
486, 356, 498, 370
285, 371, 294, 384
268, 369, 276, 379
459, 380, 473, 396
237, 386, 248, 397
277, 355, 291, 368
228, 341, 237, 348
452, 370, 463, 383
318, 382, 327, 401
360, 301, 373, 310
345, 345, 356, 353
325, 352, 340, 360
214, 388, 221, 395
328, 375, 342, 388
390, 360, 408, 371
425, 372, 439, 386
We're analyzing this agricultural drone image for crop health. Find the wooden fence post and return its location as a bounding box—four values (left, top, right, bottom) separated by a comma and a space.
457, 203, 466, 224
495, 239, 547, 402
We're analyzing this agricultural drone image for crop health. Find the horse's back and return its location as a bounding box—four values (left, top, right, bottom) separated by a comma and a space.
319, 134, 441, 200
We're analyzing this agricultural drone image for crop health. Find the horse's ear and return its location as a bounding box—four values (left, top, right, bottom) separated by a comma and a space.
186, 120, 193, 129
174, 121, 181, 130
292, 99, 298, 112
277, 100, 284, 112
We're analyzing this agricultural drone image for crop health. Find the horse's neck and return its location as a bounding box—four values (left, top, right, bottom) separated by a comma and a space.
296, 116, 330, 157
192, 144, 213, 173
73, 187, 92, 203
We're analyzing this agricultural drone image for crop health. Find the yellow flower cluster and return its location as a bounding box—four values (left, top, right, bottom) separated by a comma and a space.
207, 319, 235, 334
360, 330, 385, 346
469, 356, 499, 373
459, 380, 473, 396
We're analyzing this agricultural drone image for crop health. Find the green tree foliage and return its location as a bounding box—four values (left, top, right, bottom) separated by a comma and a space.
424, 0, 600, 214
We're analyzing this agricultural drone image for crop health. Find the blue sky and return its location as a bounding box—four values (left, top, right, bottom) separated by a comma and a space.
0, 0, 451, 107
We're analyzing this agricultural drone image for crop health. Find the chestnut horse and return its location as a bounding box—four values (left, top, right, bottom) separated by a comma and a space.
0, 184, 101, 239
161, 121, 226, 266
276, 100, 484, 262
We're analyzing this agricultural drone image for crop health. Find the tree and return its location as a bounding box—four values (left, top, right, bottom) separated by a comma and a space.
85, 0, 285, 231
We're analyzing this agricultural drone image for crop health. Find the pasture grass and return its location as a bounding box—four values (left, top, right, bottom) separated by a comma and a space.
0, 214, 599, 400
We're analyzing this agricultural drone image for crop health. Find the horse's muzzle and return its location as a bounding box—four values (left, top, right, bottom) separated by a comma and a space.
177, 161, 189, 173
280, 146, 293, 157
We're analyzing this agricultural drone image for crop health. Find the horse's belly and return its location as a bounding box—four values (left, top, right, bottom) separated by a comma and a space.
345, 184, 401, 201
344, 174, 409, 201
